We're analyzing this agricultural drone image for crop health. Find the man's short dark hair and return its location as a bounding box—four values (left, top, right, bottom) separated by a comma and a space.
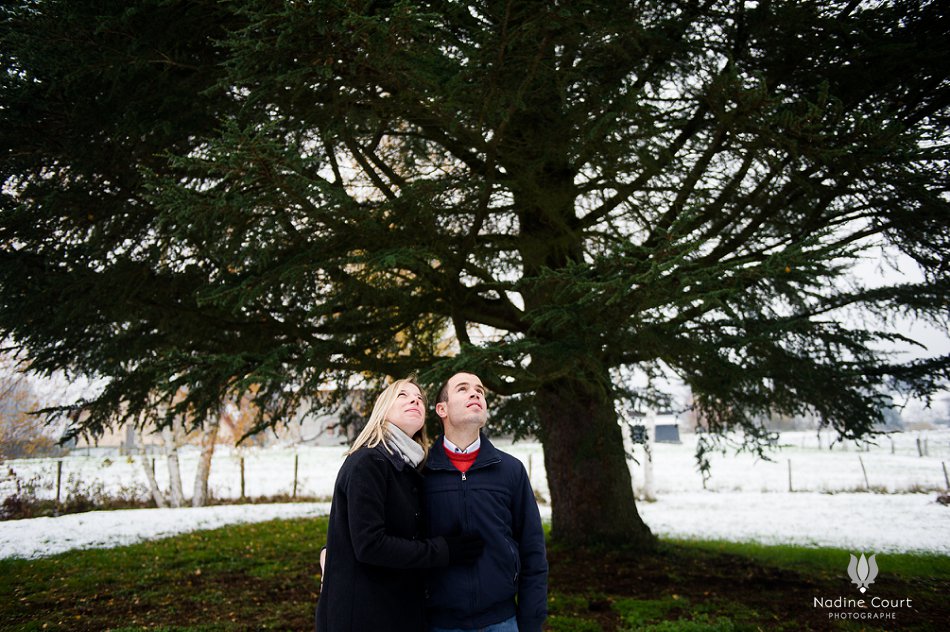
436, 377, 452, 405
435, 371, 482, 405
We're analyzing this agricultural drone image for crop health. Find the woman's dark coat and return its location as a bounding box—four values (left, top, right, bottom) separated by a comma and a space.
315, 443, 449, 632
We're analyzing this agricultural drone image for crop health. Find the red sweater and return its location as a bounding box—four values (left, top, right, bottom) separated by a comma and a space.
444, 445, 480, 473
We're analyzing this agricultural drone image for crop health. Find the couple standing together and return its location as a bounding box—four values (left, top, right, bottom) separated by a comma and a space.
315, 372, 549, 632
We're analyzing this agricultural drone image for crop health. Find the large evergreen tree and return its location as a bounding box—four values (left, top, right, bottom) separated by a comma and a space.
3, 0, 948, 547
0, 0, 257, 427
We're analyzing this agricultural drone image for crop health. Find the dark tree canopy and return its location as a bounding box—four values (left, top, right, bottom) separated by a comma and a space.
3, 0, 948, 546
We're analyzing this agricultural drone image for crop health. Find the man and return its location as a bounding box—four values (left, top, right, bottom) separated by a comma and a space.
424, 372, 548, 632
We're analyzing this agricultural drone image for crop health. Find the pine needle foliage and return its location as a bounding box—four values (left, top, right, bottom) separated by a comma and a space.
2, 0, 949, 545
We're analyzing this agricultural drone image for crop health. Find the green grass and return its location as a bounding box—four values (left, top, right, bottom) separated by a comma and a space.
1, 517, 327, 631
2, 517, 947, 631
611, 595, 768, 632
546, 616, 604, 632
612, 596, 686, 627
667, 538, 950, 580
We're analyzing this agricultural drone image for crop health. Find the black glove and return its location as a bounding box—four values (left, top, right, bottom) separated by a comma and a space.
444, 533, 484, 565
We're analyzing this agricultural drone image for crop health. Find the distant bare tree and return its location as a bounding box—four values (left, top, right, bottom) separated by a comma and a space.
0, 353, 58, 459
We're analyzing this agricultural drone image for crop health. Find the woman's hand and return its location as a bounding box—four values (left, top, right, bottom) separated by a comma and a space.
443, 533, 484, 565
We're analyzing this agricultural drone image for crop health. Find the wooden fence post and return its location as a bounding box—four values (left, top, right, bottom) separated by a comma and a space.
55, 460, 63, 514
293, 454, 299, 499
859, 455, 870, 490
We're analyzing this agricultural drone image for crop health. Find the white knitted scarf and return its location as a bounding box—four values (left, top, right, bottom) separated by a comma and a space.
385, 422, 425, 468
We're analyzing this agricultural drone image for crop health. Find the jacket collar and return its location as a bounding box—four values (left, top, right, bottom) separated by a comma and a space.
425, 433, 502, 471
372, 442, 413, 473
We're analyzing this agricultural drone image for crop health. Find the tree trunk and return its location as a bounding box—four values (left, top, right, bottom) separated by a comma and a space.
162, 421, 185, 508
138, 429, 167, 508
192, 416, 220, 507
536, 377, 656, 549
505, 85, 654, 546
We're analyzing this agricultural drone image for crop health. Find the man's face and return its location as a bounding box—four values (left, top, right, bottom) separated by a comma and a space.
435, 372, 488, 430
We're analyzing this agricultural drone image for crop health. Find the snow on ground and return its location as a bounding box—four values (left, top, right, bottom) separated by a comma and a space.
2, 430, 949, 560
2, 491, 947, 561
636, 492, 949, 553
0, 502, 329, 560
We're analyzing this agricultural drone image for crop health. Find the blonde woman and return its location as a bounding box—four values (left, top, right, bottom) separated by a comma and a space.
315, 377, 484, 632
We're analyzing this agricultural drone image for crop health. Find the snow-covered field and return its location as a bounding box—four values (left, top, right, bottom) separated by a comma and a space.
2, 429, 949, 559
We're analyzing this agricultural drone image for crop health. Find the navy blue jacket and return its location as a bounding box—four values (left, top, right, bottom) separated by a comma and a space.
424, 435, 548, 632
316, 444, 449, 632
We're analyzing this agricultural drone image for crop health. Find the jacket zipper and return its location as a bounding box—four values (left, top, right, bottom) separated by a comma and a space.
460, 467, 477, 612
428, 449, 502, 613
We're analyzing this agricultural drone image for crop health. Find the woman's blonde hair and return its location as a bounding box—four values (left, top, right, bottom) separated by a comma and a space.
346, 377, 430, 458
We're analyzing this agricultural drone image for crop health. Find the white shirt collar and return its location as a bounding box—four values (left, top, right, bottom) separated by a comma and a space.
443, 435, 481, 454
